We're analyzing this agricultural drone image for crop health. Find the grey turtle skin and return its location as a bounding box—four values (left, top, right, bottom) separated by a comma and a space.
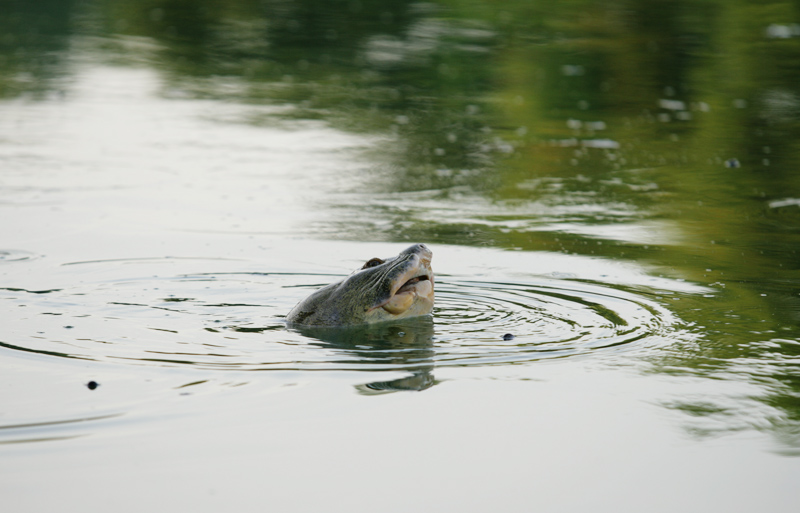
286, 244, 434, 326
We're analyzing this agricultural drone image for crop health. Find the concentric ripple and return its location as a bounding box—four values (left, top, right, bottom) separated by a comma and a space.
0, 259, 686, 372
429, 279, 676, 364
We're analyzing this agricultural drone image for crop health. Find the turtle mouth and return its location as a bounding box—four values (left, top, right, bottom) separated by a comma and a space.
388, 259, 434, 299
396, 274, 431, 294
378, 262, 435, 315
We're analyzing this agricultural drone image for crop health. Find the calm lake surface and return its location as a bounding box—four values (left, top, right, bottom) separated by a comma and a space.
2, 1, 800, 511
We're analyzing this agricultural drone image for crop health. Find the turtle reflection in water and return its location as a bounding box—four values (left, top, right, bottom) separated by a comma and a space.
286, 244, 434, 327
298, 318, 437, 394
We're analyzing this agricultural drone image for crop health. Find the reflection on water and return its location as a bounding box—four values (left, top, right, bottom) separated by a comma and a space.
294, 317, 437, 393
2, 0, 800, 507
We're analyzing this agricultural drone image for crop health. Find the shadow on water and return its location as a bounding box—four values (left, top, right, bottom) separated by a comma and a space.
291, 317, 437, 394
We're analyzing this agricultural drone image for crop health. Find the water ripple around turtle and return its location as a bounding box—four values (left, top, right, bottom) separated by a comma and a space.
1, 263, 684, 373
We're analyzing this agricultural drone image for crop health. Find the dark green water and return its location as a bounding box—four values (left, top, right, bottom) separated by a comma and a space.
1, 1, 799, 511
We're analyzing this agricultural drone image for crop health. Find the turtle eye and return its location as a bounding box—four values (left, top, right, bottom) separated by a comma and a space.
362, 258, 384, 269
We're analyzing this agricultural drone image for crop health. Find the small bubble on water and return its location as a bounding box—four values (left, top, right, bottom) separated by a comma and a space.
725, 158, 740, 168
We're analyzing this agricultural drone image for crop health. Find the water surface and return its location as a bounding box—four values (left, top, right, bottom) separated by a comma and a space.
2, 1, 800, 511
